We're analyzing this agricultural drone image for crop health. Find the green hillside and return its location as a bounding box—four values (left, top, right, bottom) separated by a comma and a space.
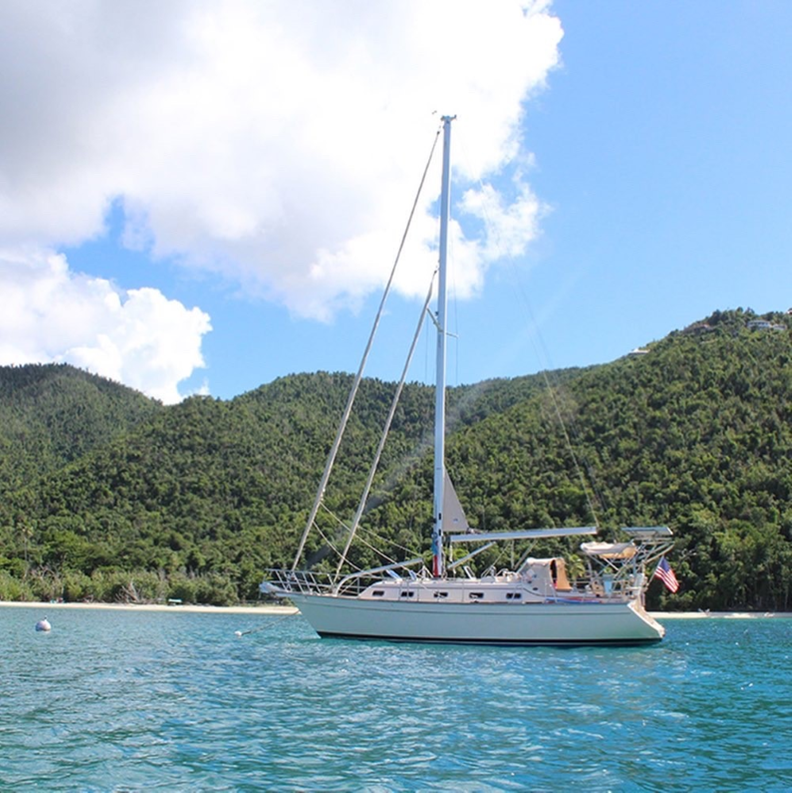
0, 363, 161, 495
0, 367, 559, 603
443, 309, 792, 611
0, 308, 790, 610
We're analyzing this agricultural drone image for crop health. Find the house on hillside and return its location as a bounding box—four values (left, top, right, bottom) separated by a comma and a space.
747, 319, 786, 331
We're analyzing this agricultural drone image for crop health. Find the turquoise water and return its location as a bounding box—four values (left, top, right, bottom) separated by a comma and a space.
1, 609, 790, 791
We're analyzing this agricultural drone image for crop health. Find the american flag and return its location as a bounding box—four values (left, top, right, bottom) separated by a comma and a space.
654, 556, 679, 593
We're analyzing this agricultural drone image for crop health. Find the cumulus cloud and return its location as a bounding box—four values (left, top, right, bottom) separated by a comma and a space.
0, 248, 211, 404
0, 0, 562, 394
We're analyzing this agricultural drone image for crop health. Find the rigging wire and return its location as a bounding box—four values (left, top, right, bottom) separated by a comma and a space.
318, 498, 427, 571
451, 129, 605, 528
333, 272, 437, 582
355, 523, 423, 562
510, 279, 606, 526
314, 505, 412, 574
291, 121, 443, 571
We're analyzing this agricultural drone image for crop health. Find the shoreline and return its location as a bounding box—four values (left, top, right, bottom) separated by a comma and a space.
0, 600, 298, 615
649, 611, 792, 620
0, 600, 789, 619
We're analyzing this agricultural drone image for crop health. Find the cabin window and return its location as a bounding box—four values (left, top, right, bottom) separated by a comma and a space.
433, 591, 449, 599
469, 592, 484, 600
372, 590, 385, 597
400, 591, 415, 598
506, 592, 522, 600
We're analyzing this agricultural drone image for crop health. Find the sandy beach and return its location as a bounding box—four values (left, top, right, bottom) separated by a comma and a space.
1, 600, 789, 619
0, 600, 298, 615
649, 610, 792, 620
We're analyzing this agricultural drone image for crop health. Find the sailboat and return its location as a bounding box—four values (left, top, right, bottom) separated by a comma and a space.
262, 116, 673, 645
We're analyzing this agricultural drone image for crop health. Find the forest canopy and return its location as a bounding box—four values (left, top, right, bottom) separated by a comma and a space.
0, 308, 790, 610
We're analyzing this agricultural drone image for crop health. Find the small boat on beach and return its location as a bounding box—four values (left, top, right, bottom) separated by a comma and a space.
262, 116, 673, 645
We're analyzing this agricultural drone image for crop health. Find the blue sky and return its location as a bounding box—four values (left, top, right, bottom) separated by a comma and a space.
2, 1, 791, 402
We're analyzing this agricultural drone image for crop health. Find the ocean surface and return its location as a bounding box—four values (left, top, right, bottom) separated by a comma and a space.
1, 608, 790, 792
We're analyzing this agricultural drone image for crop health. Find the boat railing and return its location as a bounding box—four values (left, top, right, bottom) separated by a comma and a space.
568, 570, 647, 601
262, 558, 426, 598
262, 569, 336, 596
333, 557, 424, 595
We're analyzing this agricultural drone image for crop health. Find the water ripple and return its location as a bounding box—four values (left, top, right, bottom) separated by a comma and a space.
1, 609, 790, 791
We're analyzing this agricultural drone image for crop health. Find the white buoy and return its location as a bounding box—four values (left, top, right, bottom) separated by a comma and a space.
35, 618, 51, 632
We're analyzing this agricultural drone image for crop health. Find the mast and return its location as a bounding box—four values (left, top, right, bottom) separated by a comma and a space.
431, 115, 454, 578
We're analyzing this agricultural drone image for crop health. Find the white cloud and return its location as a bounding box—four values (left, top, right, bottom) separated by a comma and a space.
0, 248, 211, 403
0, 0, 562, 392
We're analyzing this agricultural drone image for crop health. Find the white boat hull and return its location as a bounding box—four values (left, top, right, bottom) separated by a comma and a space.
288, 593, 665, 646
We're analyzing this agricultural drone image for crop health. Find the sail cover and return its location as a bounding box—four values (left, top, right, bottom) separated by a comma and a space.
442, 473, 469, 533
580, 542, 637, 559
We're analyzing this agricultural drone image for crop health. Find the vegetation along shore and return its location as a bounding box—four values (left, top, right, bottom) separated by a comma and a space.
1, 308, 790, 612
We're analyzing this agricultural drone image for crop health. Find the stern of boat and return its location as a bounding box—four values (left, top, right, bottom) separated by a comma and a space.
629, 598, 665, 640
